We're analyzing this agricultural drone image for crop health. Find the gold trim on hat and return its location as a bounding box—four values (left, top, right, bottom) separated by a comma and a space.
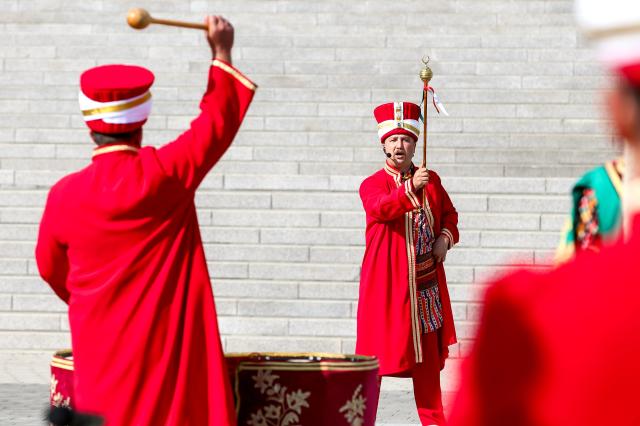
394, 102, 403, 122
377, 121, 421, 136
81, 92, 152, 117
212, 59, 257, 91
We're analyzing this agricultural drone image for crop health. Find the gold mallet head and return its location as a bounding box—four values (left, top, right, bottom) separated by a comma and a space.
127, 8, 152, 30
420, 55, 433, 84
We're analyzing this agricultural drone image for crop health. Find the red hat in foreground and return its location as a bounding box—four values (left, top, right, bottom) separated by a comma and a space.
619, 63, 640, 88
79, 64, 155, 134
374, 102, 421, 143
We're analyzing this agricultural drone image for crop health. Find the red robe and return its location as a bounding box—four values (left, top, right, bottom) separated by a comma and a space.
36, 60, 255, 426
450, 215, 640, 426
357, 162, 459, 376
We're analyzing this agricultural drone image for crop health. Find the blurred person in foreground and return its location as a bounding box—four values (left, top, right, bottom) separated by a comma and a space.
450, 1, 640, 425
35, 16, 255, 425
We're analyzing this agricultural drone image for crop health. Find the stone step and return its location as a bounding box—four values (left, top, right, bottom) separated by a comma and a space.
212, 174, 575, 193
0, 142, 617, 168
0, 383, 457, 426
0, 163, 613, 187
0, 206, 568, 233
231, 130, 619, 151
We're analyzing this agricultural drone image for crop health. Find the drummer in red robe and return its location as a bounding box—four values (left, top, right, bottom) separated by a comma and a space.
357, 102, 459, 425
449, 1, 640, 425
35, 16, 255, 425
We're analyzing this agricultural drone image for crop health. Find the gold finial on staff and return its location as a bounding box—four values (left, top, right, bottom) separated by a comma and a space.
419, 56, 432, 171
420, 56, 433, 85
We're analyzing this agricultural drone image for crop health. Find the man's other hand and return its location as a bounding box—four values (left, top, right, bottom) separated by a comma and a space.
433, 234, 449, 263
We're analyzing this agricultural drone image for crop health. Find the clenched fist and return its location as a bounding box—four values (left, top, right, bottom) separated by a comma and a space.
433, 234, 450, 263
412, 167, 430, 190
205, 15, 234, 63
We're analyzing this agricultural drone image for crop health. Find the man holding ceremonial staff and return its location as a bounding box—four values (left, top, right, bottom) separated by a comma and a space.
357, 86, 459, 423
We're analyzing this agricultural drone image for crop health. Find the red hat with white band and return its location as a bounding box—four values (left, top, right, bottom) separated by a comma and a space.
79, 64, 154, 134
374, 102, 421, 143
575, 0, 640, 87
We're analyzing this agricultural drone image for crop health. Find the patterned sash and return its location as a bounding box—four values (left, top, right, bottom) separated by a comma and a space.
414, 209, 444, 334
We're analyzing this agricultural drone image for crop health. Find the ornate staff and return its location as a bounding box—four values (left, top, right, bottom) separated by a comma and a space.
418, 57, 448, 206
419, 57, 433, 170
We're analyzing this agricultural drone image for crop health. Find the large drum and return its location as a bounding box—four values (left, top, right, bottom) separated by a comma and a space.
49, 351, 380, 425
50, 350, 74, 408
226, 352, 380, 426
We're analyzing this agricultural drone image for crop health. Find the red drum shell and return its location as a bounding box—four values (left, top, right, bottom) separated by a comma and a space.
225, 352, 380, 426
48, 350, 380, 425
50, 350, 74, 408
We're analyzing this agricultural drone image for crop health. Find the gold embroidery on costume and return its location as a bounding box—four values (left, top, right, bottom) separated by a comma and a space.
247, 369, 311, 426
212, 59, 257, 91
92, 144, 140, 158
50, 374, 70, 408
339, 384, 367, 426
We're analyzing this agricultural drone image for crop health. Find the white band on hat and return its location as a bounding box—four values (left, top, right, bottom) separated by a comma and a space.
79, 91, 152, 124
576, 0, 640, 67
593, 34, 640, 68
576, 0, 640, 36
377, 119, 420, 140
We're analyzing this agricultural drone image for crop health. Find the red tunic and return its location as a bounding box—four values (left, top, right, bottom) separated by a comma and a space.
450, 215, 640, 426
35, 60, 255, 426
357, 162, 459, 376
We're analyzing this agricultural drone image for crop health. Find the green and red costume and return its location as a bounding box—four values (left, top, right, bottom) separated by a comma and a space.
555, 158, 623, 262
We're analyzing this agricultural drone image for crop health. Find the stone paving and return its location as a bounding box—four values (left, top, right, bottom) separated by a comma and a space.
0, 0, 613, 367
0, 384, 456, 425
1, 384, 50, 426
0, 352, 458, 425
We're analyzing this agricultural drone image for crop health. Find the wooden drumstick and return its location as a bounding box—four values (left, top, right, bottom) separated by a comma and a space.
127, 8, 208, 30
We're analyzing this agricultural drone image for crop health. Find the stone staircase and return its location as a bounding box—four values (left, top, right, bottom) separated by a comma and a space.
0, 0, 620, 388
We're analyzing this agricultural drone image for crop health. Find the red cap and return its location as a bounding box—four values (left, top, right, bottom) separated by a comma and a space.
374, 102, 421, 142
619, 63, 640, 88
79, 64, 155, 134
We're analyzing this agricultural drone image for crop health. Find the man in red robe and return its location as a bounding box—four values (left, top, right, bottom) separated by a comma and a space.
450, 1, 640, 425
357, 102, 459, 425
35, 16, 255, 425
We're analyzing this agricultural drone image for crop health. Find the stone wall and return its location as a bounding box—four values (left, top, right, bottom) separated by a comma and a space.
0, 0, 617, 382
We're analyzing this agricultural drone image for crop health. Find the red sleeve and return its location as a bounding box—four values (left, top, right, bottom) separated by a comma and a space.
434, 172, 459, 249
35, 189, 70, 304
359, 175, 420, 222
156, 59, 256, 192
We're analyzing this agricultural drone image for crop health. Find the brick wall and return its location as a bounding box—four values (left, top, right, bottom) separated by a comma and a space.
0, 0, 618, 381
